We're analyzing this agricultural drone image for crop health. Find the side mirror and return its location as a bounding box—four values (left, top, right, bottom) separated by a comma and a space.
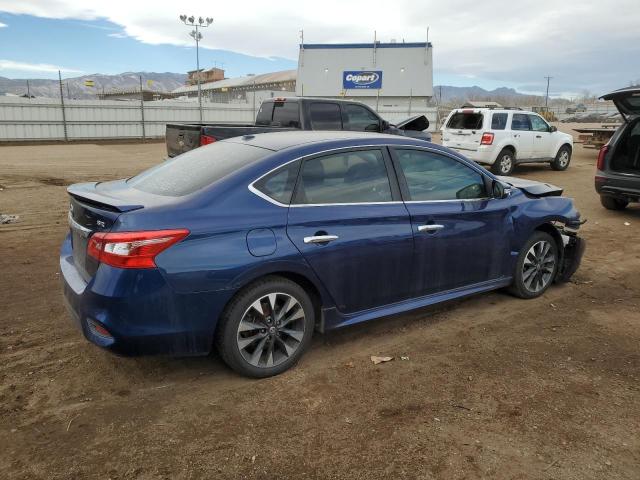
492, 180, 508, 199
549, 125, 558, 133
381, 120, 390, 131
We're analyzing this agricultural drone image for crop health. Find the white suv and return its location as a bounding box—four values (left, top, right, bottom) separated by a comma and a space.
441, 108, 574, 175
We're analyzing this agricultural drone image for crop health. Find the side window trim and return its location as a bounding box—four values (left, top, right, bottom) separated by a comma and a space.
291, 147, 398, 206
388, 146, 492, 203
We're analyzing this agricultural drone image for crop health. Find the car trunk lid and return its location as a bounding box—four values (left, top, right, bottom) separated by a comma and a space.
600, 87, 640, 121
67, 181, 146, 281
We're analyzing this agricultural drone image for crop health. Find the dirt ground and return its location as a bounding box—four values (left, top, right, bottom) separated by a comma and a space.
1, 127, 639, 480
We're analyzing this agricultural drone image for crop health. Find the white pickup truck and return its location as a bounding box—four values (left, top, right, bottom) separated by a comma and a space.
442, 107, 573, 175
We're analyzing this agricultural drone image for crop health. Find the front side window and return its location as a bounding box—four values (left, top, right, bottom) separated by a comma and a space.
394, 149, 487, 201
343, 104, 380, 131
294, 149, 392, 204
529, 114, 549, 132
253, 161, 300, 204
308, 103, 342, 130
511, 114, 531, 131
491, 113, 508, 130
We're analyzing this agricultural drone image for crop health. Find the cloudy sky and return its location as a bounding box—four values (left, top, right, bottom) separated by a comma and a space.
0, 0, 638, 96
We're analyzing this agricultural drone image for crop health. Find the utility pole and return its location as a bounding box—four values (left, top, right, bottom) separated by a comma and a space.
544, 76, 552, 111
26, 79, 31, 98
180, 15, 213, 123
139, 75, 146, 143
58, 70, 68, 141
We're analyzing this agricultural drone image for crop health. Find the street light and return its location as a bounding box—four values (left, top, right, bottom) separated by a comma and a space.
180, 14, 214, 122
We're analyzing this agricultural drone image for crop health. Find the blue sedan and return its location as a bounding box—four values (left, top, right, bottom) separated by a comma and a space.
61, 131, 585, 377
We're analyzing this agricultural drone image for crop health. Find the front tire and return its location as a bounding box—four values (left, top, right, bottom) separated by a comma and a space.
551, 145, 571, 171
491, 149, 515, 175
509, 231, 559, 299
600, 195, 628, 210
215, 276, 315, 378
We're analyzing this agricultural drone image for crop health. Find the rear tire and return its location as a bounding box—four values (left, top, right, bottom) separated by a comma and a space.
600, 195, 628, 210
509, 231, 559, 299
491, 149, 515, 175
215, 276, 315, 378
551, 145, 571, 171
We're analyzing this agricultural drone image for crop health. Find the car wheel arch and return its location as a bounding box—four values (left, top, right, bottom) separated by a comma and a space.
501, 144, 517, 159
532, 222, 565, 275
557, 143, 572, 155
224, 268, 328, 331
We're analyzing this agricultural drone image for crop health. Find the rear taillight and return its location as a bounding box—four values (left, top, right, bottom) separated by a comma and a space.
200, 134, 216, 146
480, 132, 494, 145
87, 229, 189, 269
596, 145, 608, 170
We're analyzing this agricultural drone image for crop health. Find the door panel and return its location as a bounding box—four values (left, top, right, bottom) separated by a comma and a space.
287, 204, 414, 313
391, 147, 511, 296
529, 114, 553, 158
511, 113, 534, 159
404, 200, 511, 295
286, 147, 413, 314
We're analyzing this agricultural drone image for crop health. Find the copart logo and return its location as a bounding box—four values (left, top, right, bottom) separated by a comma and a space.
345, 72, 380, 86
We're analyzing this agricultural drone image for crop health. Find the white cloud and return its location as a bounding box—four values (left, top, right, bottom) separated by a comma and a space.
0, 59, 83, 74
0, 0, 638, 93
108, 32, 127, 38
0, 21, 7, 27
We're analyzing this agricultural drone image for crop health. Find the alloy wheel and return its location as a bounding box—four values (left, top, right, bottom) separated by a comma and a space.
522, 240, 556, 293
236, 292, 306, 368
558, 150, 570, 167
499, 154, 513, 174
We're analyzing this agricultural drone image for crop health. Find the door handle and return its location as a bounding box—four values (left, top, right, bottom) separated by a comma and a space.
536, 135, 542, 138
418, 224, 445, 233
304, 234, 339, 244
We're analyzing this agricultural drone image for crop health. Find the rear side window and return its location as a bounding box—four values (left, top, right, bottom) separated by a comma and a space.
446, 112, 484, 130
491, 113, 508, 130
511, 114, 531, 131
253, 161, 300, 204
255, 102, 274, 126
308, 103, 342, 130
294, 149, 391, 204
128, 142, 270, 196
394, 149, 487, 201
272, 102, 300, 127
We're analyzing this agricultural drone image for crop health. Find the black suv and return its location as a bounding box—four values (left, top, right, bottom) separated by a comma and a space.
595, 86, 640, 210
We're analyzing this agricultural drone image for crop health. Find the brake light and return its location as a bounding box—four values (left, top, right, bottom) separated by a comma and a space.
87, 229, 189, 269
480, 132, 494, 145
596, 145, 608, 170
200, 134, 216, 146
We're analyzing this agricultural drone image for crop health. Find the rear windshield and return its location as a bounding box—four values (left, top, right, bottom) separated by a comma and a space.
127, 142, 271, 196
446, 112, 484, 130
255, 101, 300, 127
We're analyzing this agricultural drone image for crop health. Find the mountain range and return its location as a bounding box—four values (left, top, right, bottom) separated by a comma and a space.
0, 72, 187, 99
0, 71, 549, 104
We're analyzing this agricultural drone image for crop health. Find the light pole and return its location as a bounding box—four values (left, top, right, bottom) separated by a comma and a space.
544, 76, 552, 112
179, 15, 213, 123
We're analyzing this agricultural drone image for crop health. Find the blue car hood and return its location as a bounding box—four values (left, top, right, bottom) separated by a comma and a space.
497, 176, 563, 197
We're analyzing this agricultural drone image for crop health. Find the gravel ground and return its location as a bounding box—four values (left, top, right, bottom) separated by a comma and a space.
0, 128, 639, 479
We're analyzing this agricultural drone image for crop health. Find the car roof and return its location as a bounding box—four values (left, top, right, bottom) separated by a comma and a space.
222, 130, 431, 152
451, 107, 532, 114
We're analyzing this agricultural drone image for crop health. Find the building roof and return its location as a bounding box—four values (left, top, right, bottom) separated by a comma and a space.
172, 69, 297, 94
300, 42, 432, 49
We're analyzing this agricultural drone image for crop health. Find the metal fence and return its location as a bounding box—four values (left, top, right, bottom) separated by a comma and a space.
0, 96, 438, 142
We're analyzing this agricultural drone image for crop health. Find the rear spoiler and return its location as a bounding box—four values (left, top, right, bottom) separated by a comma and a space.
67, 182, 144, 213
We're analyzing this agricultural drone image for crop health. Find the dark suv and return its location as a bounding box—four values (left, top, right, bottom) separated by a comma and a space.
595, 86, 640, 210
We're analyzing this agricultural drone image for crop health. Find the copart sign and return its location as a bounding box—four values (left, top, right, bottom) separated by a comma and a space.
343, 71, 383, 89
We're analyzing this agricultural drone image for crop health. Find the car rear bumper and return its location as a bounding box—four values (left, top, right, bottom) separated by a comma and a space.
444, 144, 495, 164
60, 233, 233, 356
595, 171, 640, 202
